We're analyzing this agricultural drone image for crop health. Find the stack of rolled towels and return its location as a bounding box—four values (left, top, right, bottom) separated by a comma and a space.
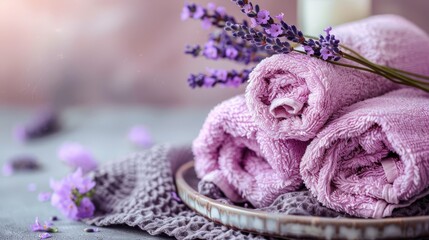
192, 15, 429, 218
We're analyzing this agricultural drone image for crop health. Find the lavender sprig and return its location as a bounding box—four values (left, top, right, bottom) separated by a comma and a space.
229, 0, 342, 61
181, 2, 239, 29
185, 31, 268, 64
188, 68, 251, 88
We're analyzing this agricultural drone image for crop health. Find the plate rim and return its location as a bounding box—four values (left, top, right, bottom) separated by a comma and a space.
175, 161, 429, 238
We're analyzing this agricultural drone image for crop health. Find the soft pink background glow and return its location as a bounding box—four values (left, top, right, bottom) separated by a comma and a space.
0, 0, 427, 107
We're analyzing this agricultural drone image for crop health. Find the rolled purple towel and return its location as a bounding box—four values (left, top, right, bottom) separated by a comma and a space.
193, 95, 307, 207
246, 15, 429, 141
301, 89, 429, 218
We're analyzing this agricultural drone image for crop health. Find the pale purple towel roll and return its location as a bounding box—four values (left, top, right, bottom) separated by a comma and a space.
301, 89, 429, 218
246, 15, 429, 141
193, 95, 307, 207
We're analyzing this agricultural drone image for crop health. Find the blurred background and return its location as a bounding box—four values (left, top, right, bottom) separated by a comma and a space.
0, 0, 428, 108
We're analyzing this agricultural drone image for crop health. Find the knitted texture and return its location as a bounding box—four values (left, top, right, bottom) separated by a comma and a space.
301, 89, 429, 218
192, 95, 307, 208
83, 144, 429, 240
246, 15, 429, 141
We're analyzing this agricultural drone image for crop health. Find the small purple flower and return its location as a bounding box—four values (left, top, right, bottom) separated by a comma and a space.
320, 46, 334, 60
203, 41, 219, 60
250, 18, 258, 28
265, 24, 283, 37
201, 17, 212, 29
243, 4, 253, 14
39, 233, 52, 239
31, 217, 57, 233
256, 10, 270, 24
170, 191, 182, 203
58, 143, 98, 174
303, 45, 314, 55
216, 6, 226, 16
227, 76, 243, 87
203, 77, 216, 87
2, 163, 13, 176
76, 197, 95, 219
28, 183, 37, 192
193, 5, 205, 19
225, 46, 238, 59
50, 168, 96, 220
207, 2, 216, 11
275, 12, 284, 21
324, 26, 332, 36
38, 192, 52, 202
180, 5, 191, 20
128, 125, 153, 148
213, 69, 228, 81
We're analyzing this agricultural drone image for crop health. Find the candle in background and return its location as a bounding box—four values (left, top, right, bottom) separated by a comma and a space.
298, 0, 371, 36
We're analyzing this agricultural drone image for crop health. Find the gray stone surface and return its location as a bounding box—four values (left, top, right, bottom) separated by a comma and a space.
0, 106, 210, 240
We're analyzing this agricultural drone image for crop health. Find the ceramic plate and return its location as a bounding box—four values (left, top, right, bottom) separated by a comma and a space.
175, 161, 429, 240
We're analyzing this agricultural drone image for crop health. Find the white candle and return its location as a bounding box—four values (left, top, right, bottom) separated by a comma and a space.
298, 0, 371, 36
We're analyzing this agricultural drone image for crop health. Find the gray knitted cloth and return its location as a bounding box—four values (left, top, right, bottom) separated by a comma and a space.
85, 145, 429, 240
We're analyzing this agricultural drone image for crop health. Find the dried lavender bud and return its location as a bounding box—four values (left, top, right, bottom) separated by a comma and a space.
181, 2, 240, 29
84, 228, 97, 232
198, 180, 225, 199
13, 109, 60, 143
188, 68, 251, 88
2, 155, 40, 175
49, 216, 58, 221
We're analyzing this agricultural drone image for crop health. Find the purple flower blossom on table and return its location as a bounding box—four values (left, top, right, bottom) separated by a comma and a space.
265, 24, 283, 38
128, 125, 153, 148
58, 143, 98, 174
76, 197, 95, 219
50, 168, 96, 220
39, 232, 52, 239
31, 217, 57, 233
256, 10, 270, 24
38, 192, 52, 202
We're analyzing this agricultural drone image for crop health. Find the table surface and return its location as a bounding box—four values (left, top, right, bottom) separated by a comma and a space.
0, 106, 210, 240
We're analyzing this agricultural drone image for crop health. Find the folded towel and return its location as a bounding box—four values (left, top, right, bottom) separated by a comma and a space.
193, 95, 307, 207
246, 15, 429, 141
300, 88, 429, 218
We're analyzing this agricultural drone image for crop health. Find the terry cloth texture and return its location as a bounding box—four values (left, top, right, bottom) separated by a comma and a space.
246, 15, 429, 141
192, 95, 307, 208
301, 89, 429, 218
